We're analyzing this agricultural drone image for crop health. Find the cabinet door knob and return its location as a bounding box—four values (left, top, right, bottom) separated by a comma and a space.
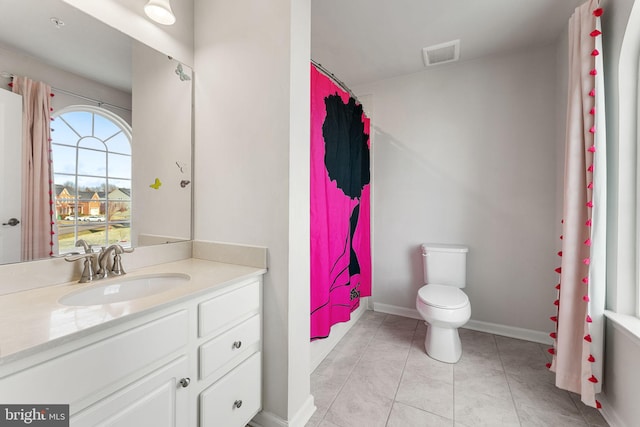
233, 400, 243, 409
179, 377, 191, 388
233, 341, 242, 349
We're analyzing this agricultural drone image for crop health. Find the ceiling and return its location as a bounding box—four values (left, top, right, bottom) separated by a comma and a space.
1, 0, 585, 93
311, 0, 585, 88
0, 0, 132, 92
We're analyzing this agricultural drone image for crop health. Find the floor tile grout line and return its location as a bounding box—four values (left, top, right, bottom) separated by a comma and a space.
452, 351, 456, 425
308, 316, 607, 427
536, 342, 592, 426
318, 314, 387, 427
382, 319, 420, 427
497, 337, 593, 426
493, 334, 524, 427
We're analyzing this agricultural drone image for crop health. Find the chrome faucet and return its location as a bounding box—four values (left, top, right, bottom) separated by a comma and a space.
97, 244, 134, 279
66, 243, 133, 283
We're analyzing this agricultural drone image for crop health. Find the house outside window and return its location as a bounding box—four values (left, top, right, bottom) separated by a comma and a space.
51, 105, 132, 254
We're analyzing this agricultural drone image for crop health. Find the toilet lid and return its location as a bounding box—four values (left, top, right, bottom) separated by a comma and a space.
418, 284, 469, 309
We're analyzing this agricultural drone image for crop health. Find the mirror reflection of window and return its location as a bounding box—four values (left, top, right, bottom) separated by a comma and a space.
51, 106, 132, 255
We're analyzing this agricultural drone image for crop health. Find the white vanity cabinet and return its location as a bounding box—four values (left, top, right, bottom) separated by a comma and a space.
0, 275, 263, 427
196, 280, 262, 427
0, 309, 191, 422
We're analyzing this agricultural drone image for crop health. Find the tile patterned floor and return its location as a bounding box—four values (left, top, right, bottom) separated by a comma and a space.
306, 311, 608, 427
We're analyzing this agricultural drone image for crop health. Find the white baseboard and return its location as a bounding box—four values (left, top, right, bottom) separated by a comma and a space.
465, 319, 552, 345
598, 393, 626, 427
372, 302, 422, 320
310, 300, 368, 373
250, 410, 286, 427
250, 395, 316, 427
253, 301, 368, 427
289, 395, 316, 427
372, 302, 552, 345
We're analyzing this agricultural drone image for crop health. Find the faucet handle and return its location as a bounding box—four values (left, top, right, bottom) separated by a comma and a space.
65, 253, 94, 262
65, 253, 97, 283
110, 246, 133, 275
74, 239, 93, 254
111, 253, 126, 276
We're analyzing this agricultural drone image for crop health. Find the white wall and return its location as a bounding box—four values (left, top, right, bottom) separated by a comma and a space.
0, 42, 131, 121
194, 0, 312, 425
601, 0, 639, 315
63, 0, 194, 67
354, 45, 560, 335
602, 318, 640, 427
131, 41, 192, 245
599, 0, 640, 425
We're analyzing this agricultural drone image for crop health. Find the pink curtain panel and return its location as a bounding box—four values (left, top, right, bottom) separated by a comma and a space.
310, 64, 371, 340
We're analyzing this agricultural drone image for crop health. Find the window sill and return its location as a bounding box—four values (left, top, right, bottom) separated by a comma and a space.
604, 310, 640, 345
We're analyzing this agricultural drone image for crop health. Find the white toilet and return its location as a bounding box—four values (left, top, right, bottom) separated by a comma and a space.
416, 243, 471, 363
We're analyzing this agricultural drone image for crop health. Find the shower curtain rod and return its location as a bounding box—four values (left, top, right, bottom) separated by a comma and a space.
311, 60, 361, 104
1, 71, 132, 113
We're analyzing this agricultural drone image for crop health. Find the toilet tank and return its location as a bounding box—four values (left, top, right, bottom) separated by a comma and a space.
421, 243, 469, 288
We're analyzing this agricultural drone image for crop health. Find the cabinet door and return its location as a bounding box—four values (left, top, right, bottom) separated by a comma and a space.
72, 356, 190, 427
200, 351, 261, 427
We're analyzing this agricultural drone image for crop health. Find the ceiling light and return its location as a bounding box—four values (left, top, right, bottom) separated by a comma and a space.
144, 0, 176, 26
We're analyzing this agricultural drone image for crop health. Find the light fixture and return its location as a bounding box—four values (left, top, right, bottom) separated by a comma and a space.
144, 0, 176, 26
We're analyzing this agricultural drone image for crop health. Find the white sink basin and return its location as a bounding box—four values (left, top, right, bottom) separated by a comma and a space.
59, 273, 190, 306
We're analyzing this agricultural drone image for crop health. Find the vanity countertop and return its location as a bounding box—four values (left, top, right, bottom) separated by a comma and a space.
0, 258, 266, 364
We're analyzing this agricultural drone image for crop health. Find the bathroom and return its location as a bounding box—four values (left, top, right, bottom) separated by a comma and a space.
0, 0, 639, 426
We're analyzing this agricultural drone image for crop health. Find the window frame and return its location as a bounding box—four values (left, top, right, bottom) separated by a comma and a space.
51, 105, 132, 254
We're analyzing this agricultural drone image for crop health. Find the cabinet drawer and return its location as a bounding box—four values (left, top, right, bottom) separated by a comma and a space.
200, 351, 261, 427
0, 310, 188, 406
198, 280, 259, 337
200, 314, 260, 381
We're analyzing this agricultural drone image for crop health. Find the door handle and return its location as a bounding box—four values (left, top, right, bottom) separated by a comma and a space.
2, 218, 19, 226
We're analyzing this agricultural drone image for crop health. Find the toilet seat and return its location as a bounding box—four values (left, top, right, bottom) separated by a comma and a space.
418, 284, 469, 310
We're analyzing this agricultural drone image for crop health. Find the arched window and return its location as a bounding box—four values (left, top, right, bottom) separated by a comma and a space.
51, 106, 132, 255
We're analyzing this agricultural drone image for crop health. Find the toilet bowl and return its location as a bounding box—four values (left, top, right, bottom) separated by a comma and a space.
416, 243, 471, 363
416, 284, 471, 363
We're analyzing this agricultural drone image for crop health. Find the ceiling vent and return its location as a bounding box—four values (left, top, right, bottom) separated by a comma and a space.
422, 40, 460, 67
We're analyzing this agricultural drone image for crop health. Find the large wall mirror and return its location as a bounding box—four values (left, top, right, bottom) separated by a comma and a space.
0, 0, 192, 266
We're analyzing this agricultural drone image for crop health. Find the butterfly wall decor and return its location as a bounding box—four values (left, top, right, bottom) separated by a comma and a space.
149, 178, 162, 189
175, 64, 191, 82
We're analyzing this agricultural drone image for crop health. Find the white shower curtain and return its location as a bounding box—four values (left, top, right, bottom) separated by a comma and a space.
549, 0, 606, 409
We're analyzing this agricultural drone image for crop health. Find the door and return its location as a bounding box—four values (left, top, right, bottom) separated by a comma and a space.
0, 89, 22, 264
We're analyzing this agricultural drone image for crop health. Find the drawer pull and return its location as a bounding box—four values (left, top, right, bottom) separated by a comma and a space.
233, 341, 242, 349
179, 377, 191, 388
233, 399, 243, 409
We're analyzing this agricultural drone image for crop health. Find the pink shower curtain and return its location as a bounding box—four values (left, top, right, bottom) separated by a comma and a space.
12, 76, 55, 261
549, 0, 606, 409
310, 64, 371, 340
